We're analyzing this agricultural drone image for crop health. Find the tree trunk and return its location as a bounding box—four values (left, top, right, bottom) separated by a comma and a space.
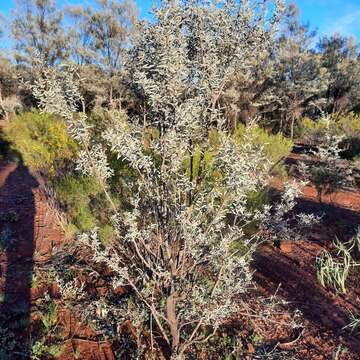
290, 116, 295, 139
109, 83, 114, 109
166, 291, 180, 353
189, 139, 194, 206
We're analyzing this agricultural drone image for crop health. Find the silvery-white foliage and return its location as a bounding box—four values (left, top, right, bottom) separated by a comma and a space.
259, 181, 319, 242
300, 119, 355, 200
28, 53, 115, 190
27, 53, 82, 122
55, 275, 86, 302
76, 144, 114, 182
30, 0, 310, 357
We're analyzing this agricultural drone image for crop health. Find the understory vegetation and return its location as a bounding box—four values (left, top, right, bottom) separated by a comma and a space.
3, 110, 77, 173
0, 0, 359, 359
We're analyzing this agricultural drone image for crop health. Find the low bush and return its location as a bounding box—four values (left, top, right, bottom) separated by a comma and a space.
54, 174, 119, 242
53, 175, 102, 233
297, 117, 329, 143
3, 110, 77, 175
303, 134, 355, 202
298, 113, 360, 160
234, 123, 293, 176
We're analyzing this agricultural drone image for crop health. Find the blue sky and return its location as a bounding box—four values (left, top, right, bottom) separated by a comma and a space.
0, 0, 359, 40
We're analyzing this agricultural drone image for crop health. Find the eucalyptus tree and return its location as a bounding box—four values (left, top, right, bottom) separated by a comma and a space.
30, 0, 315, 357
318, 34, 360, 114
65, 4, 106, 111
11, 0, 69, 66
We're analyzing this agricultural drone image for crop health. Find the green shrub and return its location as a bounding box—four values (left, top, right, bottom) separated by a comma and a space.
234, 123, 293, 176
54, 173, 120, 239
184, 146, 216, 183
186, 125, 292, 180
74, 205, 97, 232
297, 117, 329, 143
54, 175, 102, 233
336, 112, 360, 138
4, 110, 77, 174
55, 174, 102, 205
99, 224, 116, 246
354, 155, 360, 169
246, 188, 270, 212
298, 113, 360, 160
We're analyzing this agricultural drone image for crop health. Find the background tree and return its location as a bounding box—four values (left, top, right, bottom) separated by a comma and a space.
11, 0, 69, 66
66, 5, 94, 67
221, 36, 276, 128
318, 34, 360, 114
67, 0, 137, 109
268, 3, 328, 137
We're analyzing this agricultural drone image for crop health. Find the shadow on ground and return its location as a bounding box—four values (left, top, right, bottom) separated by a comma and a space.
253, 195, 360, 358
0, 133, 38, 358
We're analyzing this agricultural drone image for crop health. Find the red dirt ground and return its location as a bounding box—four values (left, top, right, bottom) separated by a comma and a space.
0, 162, 115, 360
256, 173, 360, 359
1, 159, 360, 359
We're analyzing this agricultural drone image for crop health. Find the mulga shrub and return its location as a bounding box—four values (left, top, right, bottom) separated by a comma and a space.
3, 110, 77, 175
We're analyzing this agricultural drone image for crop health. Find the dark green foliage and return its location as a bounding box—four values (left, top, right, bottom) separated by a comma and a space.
54, 173, 119, 242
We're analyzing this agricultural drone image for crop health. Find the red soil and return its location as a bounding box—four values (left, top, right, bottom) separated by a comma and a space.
1, 159, 360, 359
0, 162, 114, 360
258, 171, 360, 358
